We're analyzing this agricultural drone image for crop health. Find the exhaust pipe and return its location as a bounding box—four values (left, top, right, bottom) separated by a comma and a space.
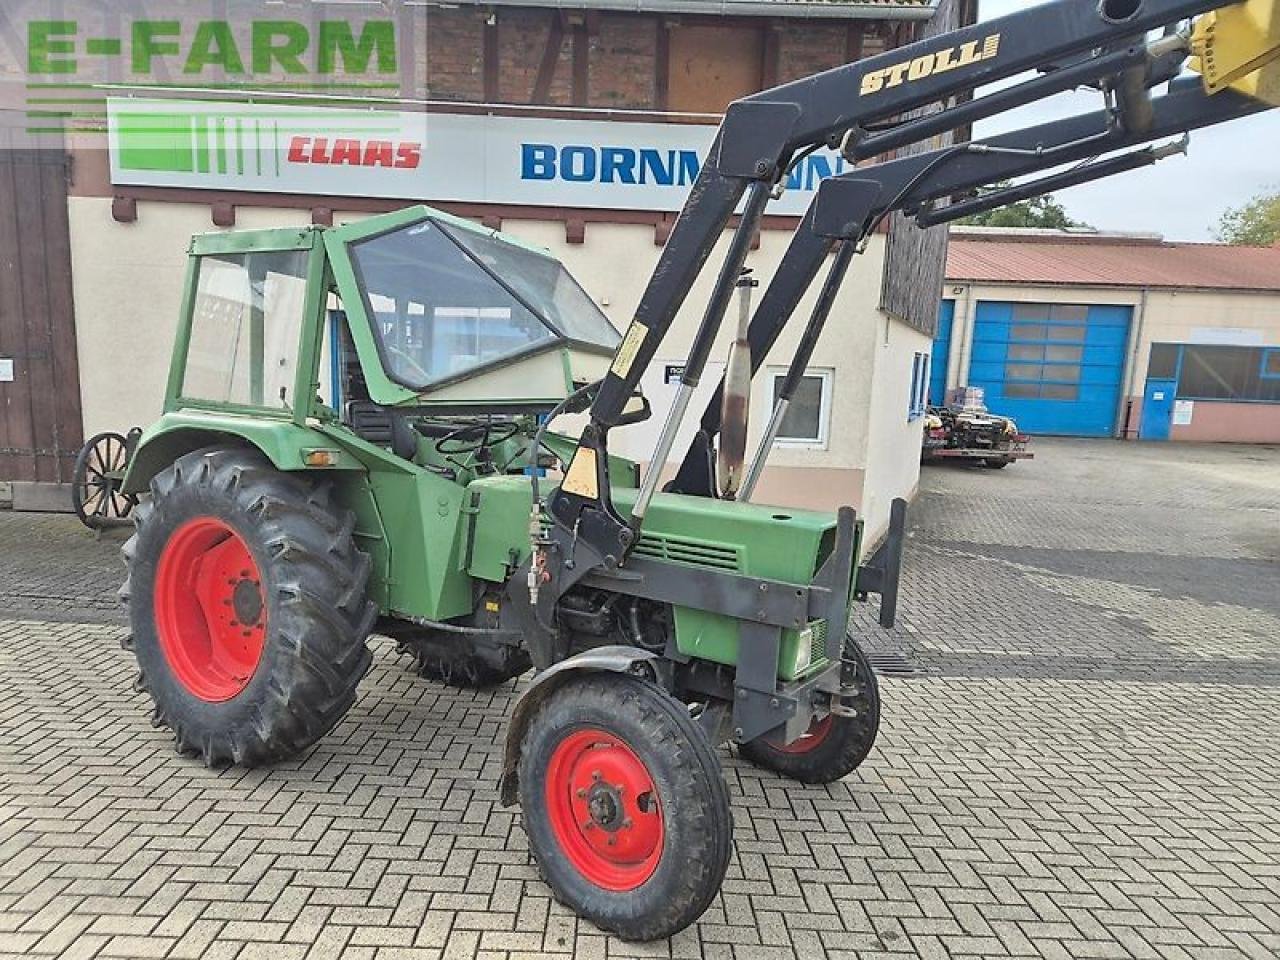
718, 269, 758, 499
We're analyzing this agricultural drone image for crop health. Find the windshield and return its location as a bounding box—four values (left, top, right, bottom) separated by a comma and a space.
441, 222, 621, 347
348, 217, 619, 390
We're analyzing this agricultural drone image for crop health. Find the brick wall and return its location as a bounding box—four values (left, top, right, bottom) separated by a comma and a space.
424, 9, 908, 109
424, 8, 486, 102
589, 15, 659, 109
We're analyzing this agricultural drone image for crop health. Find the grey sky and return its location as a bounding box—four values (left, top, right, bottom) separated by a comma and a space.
974, 0, 1279, 241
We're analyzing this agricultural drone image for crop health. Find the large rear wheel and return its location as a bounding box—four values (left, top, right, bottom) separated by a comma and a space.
518, 673, 732, 941
739, 634, 880, 784
121, 447, 375, 767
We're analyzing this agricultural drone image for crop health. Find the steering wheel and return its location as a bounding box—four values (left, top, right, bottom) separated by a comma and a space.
434, 420, 521, 456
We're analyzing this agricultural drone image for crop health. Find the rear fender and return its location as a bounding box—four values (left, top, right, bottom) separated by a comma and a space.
498, 645, 660, 806
122, 412, 364, 495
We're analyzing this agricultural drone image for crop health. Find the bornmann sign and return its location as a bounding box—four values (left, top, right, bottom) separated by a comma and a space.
106, 99, 851, 216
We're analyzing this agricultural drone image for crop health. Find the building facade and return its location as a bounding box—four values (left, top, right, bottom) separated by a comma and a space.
935, 227, 1280, 443
0, 0, 974, 540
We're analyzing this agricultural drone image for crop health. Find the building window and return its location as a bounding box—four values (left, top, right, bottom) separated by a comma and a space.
908, 352, 929, 421
1173, 344, 1280, 402
1263, 348, 1280, 380
769, 368, 832, 447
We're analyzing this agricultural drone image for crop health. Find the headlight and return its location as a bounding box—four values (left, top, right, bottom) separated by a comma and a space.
793, 625, 814, 675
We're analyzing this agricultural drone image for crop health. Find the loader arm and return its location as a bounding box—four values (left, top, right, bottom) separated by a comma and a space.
670, 76, 1271, 495
545, 0, 1278, 579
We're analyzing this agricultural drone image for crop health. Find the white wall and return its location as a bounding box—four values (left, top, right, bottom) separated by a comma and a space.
861, 316, 930, 546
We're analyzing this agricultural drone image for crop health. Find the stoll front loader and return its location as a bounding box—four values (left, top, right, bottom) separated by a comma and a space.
119, 0, 1277, 939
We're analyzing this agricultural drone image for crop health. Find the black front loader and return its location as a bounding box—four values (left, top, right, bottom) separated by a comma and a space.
541, 0, 1273, 588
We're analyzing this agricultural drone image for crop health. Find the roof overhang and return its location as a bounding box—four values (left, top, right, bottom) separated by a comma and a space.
413, 0, 937, 21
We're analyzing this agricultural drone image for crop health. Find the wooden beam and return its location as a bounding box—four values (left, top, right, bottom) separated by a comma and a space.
483, 12, 500, 102
572, 23, 589, 105
845, 23, 864, 64
761, 27, 780, 89
655, 19, 670, 110
398, 1, 416, 99
532, 11, 565, 103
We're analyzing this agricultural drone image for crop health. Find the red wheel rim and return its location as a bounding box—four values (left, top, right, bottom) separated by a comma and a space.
544, 727, 664, 891
779, 714, 834, 754
154, 517, 267, 702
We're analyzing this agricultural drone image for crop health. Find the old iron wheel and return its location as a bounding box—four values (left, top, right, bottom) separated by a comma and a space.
73, 431, 138, 529
518, 673, 732, 941
120, 446, 375, 767
738, 633, 880, 784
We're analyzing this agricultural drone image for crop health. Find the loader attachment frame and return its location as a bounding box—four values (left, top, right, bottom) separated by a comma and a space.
544, 0, 1276, 586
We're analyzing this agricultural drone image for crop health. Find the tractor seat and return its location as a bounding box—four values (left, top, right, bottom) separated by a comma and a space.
346, 401, 418, 461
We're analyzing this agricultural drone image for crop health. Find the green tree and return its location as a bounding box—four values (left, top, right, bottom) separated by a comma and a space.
1215, 190, 1280, 246
953, 182, 1089, 229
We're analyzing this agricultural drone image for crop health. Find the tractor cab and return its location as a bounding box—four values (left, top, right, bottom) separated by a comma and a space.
323, 207, 622, 416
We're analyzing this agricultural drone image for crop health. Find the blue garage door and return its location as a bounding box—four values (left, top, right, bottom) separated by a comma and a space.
929, 299, 954, 405
969, 301, 1131, 436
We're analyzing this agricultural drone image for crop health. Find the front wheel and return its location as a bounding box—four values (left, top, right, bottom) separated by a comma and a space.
518, 673, 732, 941
739, 634, 880, 784
983, 457, 1012, 469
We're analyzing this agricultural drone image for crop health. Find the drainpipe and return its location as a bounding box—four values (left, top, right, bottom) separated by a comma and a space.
1116, 287, 1148, 439
947, 284, 975, 393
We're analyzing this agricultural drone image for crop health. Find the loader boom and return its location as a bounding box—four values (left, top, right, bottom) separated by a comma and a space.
546, 0, 1278, 579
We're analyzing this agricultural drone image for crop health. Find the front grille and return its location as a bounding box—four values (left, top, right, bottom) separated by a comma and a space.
633, 532, 741, 571
809, 618, 830, 665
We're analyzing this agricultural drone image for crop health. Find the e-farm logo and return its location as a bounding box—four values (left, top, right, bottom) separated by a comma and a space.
24, 17, 400, 135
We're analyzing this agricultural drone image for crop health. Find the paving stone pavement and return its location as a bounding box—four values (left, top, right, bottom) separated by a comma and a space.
1, 438, 1278, 959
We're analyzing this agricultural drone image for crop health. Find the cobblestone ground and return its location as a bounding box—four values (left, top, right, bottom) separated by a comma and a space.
1, 439, 1278, 959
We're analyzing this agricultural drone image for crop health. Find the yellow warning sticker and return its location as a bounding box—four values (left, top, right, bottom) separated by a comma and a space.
561, 447, 599, 499
610, 321, 648, 378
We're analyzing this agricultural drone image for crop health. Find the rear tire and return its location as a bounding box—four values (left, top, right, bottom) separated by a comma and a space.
518, 673, 732, 941
738, 635, 880, 784
121, 446, 375, 767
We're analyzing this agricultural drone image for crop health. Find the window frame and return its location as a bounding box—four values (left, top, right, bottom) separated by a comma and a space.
767, 367, 833, 449
169, 228, 326, 425
907, 352, 929, 422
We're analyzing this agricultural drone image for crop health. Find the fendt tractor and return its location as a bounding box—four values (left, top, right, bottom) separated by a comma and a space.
117, 0, 1277, 939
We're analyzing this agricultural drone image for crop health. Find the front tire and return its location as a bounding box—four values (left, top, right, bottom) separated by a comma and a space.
121, 446, 375, 767
518, 674, 732, 941
739, 634, 880, 784
983, 457, 1012, 469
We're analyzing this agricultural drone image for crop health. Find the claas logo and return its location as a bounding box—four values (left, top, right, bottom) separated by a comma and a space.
287, 137, 421, 170
860, 33, 1001, 96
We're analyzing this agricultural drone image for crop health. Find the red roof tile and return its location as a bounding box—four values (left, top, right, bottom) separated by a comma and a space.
945, 230, 1280, 292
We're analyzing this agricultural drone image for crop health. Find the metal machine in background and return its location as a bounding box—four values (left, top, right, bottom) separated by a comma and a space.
115, 0, 1278, 940
922, 388, 1035, 468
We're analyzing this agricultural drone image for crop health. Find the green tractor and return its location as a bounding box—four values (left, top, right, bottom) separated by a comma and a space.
120, 206, 889, 940
118, 0, 1280, 940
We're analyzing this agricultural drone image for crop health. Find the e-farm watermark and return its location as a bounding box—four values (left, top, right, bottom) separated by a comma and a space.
28, 19, 397, 78
8, 6, 402, 136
